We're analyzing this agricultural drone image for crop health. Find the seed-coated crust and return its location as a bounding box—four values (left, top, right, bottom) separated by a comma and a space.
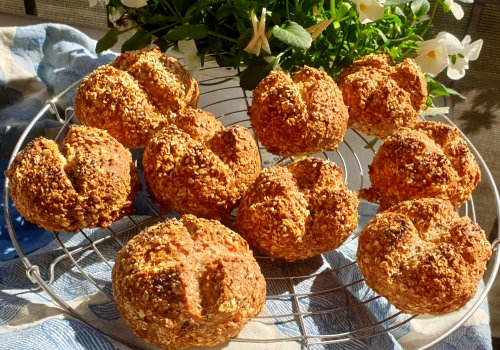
360, 121, 481, 210
235, 158, 359, 261
74, 48, 199, 148
357, 198, 492, 315
248, 66, 349, 157
143, 109, 261, 220
339, 54, 427, 138
112, 215, 266, 349
5, 125, 139, 232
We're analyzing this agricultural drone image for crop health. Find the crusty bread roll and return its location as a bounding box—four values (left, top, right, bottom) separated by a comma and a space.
357, 198, 492, 315
339, 54, 427, 138
361, 121, 480, 210
74, 48, 199, 148
112, 214, 266, 349
249, 66, 349, 157
5, 125, 139, 232
143, 108, 260, 220
235, 157, 359, 261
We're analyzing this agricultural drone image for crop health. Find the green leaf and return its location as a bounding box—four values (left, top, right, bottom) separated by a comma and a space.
385, 0, 413, 5
96, 27, 119, 53
121, 30, 153, 53
239, 60, 273, 90
336, 2, 352, 20
165, 24, 209, 41
364, 138, 379, 149
411, 0, 430, 18
272, 21, 312, 50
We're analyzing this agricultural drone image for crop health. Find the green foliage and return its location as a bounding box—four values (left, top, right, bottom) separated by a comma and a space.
97, 0, 457, 95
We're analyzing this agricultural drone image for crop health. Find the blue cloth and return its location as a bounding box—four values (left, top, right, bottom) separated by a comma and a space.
0, 23, 493, 350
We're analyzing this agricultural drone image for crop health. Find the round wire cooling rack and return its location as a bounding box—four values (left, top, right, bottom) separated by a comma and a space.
3, 65, 500, 350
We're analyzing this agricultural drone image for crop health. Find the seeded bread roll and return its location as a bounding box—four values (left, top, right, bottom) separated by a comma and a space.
357, 198, 492, 315
339, 54, 427, 138
143, 108, 261, 220
249, 66, 349, 157
235, 157, 359, 261
112, 214, 266, 349
360, 121, 481, 210
5, 125, 139, 232
74, 48, 199, 148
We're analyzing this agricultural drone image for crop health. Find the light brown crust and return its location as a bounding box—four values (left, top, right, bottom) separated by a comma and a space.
142, 109, 261, 220
112, 214, 266, 349
74, 48, 199, 148
235, 157, 359, 261
339, 54, 427, 138
5, 125, 139, 232
357, 198, 492, 315
249, 66, 349, 157
360, 121, 481, 209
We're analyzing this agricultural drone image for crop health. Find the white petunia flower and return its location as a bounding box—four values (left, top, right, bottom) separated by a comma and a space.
447, 35, 483, 80
178, 40, 201, 79
422, 106, 450, 116
306, 19, 334, 40
353, 0, 385, 24
121, 0, 148, 8
244, 8, 271, 56
415, 33, 450, 76
443, 0, 464, 20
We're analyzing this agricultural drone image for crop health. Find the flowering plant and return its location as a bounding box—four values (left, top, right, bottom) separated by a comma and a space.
93, 0, 482, 109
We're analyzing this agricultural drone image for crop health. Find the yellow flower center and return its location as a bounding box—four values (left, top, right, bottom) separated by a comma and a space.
360, 3, 367, 11
427, 50, 436, 58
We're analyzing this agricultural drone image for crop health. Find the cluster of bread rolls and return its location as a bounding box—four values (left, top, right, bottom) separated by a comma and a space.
4, 48, 493, 349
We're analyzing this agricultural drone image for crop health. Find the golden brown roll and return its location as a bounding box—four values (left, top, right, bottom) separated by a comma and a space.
235, 157, 359, 261
361, 121, 480, 210
5, 125, 139, 232
339, 54, 427, 138
248, 66, 349, 157
143, 109, 261, 220
112, 214, 266, 349
357, 198, 492, 315
74, 48, 199, 148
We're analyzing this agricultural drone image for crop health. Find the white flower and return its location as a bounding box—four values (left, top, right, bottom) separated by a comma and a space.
89, 0, 109, 6
244, 8, 271, 56
415, 33, 450, 76
447, 35, 483, 80
306, 19, 334, 40
422, 106, 450, 116
353, 0, 385, 24
443, 0, 464, 20
121, 0, 148, 8
178, 40, 201, 79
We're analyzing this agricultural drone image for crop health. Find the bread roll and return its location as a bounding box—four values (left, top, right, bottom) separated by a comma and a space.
112, 214, 266, 349
5, 125, 139, 232
339, 54, 427, 138
357, 198, 492, 315
249, 66, 349, 156
361, 121, 481, 210
143, 108, 260, 220
235, 157, 359, 261
74, 48, 199, 148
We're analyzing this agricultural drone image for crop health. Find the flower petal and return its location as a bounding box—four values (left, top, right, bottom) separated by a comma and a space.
415, 39, 449, 76
423, 106, 450, 116
462, 39, 483, 61
447, 56, 468, 80
450, 2, 464, 20
121, 0, 148, 8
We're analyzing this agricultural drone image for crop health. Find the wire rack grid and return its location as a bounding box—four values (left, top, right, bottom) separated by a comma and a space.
3, 65, 500, 350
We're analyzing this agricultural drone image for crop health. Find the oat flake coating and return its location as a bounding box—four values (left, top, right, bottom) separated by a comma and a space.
339, 54, 427, 138
249, 66, 349, 157
5, 125, 139, 232
357, 198, 492, 315
143, 109, 261, 220
112, 215, 266, 349
74, 48, 199, 148
235, 157, 359, 261
361, 121, 481, 210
